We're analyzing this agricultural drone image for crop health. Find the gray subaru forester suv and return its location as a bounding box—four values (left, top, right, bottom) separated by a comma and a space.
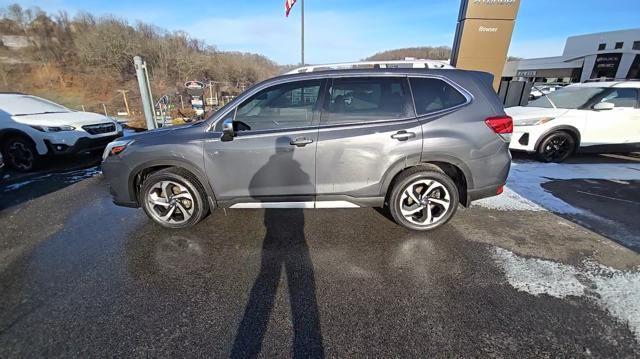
102, 68, 512, 231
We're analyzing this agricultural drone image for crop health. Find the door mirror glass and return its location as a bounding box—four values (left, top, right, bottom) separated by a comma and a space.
221, 118, 234, 141
593, 102, 615, 111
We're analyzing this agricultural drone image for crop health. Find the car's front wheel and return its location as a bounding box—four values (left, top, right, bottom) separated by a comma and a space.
140, 168, 210, 228
2, 136, 40, 172
388, 168, 459, 231
536, 131, 576, 163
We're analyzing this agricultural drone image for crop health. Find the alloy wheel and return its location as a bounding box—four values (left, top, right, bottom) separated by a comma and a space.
399, 179, 451, 226
146, 180, 195, 225
8, 141, 34, 171
542, 135, 572, 162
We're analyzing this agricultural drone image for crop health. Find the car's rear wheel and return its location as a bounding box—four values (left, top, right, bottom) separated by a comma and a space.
140, 168, 209, 228
388, 168, 459, 231
1, 136, 40, 172
536, 131, 576, 163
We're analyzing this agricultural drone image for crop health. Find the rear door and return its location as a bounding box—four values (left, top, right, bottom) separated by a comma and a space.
314, 76, 422, 205
584, 87, 640, 147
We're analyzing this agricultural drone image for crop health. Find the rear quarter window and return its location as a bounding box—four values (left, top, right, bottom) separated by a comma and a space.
409, 78, 467, 116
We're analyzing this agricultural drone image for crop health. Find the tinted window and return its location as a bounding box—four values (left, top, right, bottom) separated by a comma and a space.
615, 42, 624, 49
234, 80, 321, 131
322, 77, 411, 124
598, 43, 606, 51
409, 78, 467, 115
634, 41, 640, 51
600, 88, 638, 108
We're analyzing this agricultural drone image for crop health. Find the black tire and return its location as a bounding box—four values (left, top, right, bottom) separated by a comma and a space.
388, 167, 459, 231
140, 168, 210, 229
536, 131, 576, 163
1, 136, 40, 172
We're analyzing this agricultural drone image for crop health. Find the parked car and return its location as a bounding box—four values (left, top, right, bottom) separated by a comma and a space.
0, 93, 123, 171
102, 67, 512, 231
507, 81, 640, 162
529, 85, 563, 100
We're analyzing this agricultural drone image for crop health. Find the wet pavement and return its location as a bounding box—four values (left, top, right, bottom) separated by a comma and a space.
1, 176, 639, 357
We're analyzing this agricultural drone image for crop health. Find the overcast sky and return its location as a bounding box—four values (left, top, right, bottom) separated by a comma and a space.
3, 0, 640, 64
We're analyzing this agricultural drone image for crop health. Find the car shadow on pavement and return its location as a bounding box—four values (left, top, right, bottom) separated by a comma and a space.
231, 136, 324, 358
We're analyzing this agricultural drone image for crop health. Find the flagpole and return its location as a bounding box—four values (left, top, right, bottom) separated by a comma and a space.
301, 0, 305, 65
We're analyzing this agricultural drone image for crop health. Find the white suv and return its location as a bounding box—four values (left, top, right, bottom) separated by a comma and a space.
0, 93, 122, 171
507, 81, 640, 162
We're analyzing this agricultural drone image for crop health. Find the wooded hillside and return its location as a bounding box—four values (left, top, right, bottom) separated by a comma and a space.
0, 4, 280, 118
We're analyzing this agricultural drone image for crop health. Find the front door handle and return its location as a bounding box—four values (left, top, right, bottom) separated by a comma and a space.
290, 137, 314, 147
391, 131, 416, 141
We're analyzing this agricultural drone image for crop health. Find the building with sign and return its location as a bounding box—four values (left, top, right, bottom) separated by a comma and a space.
452, 0, 521, 90
502, 28, 640, 84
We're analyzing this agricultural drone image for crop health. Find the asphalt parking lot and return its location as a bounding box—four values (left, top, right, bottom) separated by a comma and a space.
0, 154, 639, 357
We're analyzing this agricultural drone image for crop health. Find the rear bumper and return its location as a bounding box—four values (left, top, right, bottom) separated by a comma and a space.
468, 184, 504, 202
45, 132, 122, 155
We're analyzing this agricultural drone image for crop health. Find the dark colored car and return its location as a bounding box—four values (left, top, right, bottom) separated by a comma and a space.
102, 68, 512, 231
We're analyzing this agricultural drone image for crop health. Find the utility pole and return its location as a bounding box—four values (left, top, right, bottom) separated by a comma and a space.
117, 90, 130, 116
134, 56, 156, 129
301, 0, 305, 65
209, 81, 214, 110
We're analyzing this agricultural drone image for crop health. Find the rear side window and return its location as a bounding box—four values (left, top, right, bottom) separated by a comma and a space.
322, 77, 412, 124
410, 78, 467, 115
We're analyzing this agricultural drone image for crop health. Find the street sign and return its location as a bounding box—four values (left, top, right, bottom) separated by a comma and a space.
184, 80, 205, 90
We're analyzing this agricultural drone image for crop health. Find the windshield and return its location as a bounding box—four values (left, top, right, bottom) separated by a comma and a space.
0, 95, 71, 116
527, 87, 606, 109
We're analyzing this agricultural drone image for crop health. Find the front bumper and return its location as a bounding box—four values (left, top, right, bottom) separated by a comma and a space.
102, 156, 138, 208
45, 132, 122, 155
509, 126, 546, 152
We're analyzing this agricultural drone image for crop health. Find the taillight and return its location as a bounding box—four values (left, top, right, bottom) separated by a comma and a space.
485, 116, 513, 142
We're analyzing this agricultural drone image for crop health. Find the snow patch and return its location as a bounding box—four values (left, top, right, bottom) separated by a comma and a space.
494, 247, 584, 298
473, 187, 544, 211
507, 161, 640, 214
494, 247, 640, 341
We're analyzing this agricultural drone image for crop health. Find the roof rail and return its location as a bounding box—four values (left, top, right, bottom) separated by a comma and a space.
285, 59, 454, 75
0, 91, 25, 95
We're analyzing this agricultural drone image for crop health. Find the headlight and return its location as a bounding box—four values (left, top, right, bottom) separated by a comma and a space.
102, 139, 134, 161
30, 125, 76, 132
514, 117, 555, 126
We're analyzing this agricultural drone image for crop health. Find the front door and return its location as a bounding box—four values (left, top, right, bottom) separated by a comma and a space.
203, 79, 324, 205
584, 87, 640, 148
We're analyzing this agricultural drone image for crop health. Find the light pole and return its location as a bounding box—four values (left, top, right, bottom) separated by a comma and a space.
301, 0, 305, 65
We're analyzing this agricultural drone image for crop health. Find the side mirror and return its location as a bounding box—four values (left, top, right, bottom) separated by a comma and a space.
221, 118, 234, 141
593, 102, 615, 111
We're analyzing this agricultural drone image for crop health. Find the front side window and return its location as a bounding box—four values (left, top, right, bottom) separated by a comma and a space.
233, 80, 322, 131
598, 43, 606, 51
409, 77, 467, 115
322, 77, 411, 124
600, 88, 638, 108
615, 42, 624, 50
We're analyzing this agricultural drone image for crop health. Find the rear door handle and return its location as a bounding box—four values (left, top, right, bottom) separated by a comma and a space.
391, 131, 416, 141
290, 137, 314, 147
